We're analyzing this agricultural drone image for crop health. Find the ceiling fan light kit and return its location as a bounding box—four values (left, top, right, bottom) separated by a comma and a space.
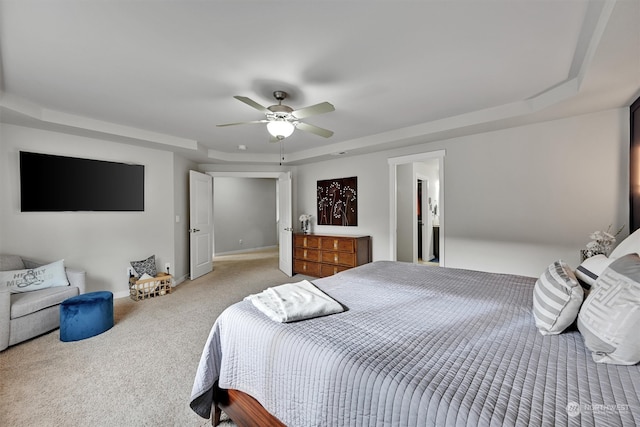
217, 90, 335, 141
267, 120, 295, 140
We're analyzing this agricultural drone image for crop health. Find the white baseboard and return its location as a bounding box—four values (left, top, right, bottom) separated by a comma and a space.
113, 290, 130, 299
215, 245, 277, 257
172, 274, 188, 286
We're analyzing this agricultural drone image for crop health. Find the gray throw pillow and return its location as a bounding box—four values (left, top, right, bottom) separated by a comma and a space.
533, 260, 584, 335
577, 253, 640, 365
0, 255, 25, 272
130, 255, 157, 278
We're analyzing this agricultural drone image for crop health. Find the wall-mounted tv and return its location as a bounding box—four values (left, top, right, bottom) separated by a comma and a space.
20, 151, 145, 212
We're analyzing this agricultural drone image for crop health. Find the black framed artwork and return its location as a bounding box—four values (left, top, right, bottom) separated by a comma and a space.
317, 176, 358, 226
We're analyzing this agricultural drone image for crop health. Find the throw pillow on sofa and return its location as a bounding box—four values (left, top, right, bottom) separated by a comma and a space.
0, 259, 69, 293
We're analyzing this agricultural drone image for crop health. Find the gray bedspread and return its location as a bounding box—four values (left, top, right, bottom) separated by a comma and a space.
190, 261, 640, 426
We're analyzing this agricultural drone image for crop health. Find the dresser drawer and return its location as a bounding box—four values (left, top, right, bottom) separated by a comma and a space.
294, 234, 321, 249
321, 238, 355, 252
293, 260, 321, 276
320, 264, 349, 277
321, 251, 356, 267
293, 233, 371, 278
294, 247, 321, 262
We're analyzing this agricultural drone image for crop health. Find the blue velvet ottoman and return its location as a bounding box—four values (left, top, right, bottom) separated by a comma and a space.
60, 291, 114, 342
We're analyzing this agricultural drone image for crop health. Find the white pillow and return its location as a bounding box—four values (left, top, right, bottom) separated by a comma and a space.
609, 228, 640, 259
577, 254, 640, 365
133, 273, 159, 293
0, 259, 69, 293
575, 254, 614, 288
533, 260, 584, 335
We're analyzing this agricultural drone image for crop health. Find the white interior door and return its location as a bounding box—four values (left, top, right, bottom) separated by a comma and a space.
189, 170, 213, 280
278, 172, 293, 276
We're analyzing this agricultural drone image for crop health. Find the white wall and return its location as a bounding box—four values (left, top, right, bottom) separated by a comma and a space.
442, 109, 628, 275
213, 177, 277, 254
1, 107, 627, 289
294, 152, 390, 261
396, 163, 414, 262
295, 108, 629, 277
0, 124, 176, 295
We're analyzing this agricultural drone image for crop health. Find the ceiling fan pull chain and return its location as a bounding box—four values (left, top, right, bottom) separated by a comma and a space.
279, 140, 285, 165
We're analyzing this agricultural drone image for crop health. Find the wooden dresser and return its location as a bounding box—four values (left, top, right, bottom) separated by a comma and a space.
293, 233, 372, 277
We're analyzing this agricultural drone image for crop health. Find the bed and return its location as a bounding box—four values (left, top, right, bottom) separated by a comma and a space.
190, 261, 640, 426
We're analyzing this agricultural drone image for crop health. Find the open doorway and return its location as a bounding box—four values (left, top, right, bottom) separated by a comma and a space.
204, 171, 293, 276
388, 151, 445, 265
417, 177, 436, 264
212, 177, 278, 255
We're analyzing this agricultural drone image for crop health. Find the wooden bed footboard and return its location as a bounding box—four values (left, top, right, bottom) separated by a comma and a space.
213, 384, 286, 427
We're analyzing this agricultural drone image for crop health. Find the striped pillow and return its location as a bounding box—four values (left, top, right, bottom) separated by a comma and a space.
533, 260, 584, 335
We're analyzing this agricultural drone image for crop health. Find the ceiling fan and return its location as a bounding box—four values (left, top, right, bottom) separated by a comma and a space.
217, 91, 335, 141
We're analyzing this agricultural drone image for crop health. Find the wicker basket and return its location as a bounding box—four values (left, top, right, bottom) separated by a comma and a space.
129, 273, 172, 301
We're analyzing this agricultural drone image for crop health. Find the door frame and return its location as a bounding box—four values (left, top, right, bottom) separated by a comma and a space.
206, 171, 292, 274
388, 150, 445, 265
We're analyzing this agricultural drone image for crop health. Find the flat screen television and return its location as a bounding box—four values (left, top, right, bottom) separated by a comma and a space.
20, 151, 145, 212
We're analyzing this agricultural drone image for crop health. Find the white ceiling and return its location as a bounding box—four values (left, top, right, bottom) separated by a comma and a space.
1, 0, 639, 165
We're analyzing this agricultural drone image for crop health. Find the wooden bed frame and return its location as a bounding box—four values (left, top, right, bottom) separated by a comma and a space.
212, 384, 285, 427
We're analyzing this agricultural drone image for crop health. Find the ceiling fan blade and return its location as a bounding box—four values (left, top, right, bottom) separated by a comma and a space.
296, 122, 334, 138
233, 96, 270, 113
216, 120, 268, 127
292, 102, 335, 119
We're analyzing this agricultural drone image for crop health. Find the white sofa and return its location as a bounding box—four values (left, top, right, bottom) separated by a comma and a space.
0, 255, 86, 351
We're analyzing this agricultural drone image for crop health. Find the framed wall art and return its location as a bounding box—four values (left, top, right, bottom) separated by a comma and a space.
317, 176, 358, 226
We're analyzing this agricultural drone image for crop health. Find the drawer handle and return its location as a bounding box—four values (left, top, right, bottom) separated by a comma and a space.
334, 254, 338, 263
304, 249, 307, 258
333, 267, 338, 274
333, 240, 338, 249
303, 263, 307, 271
303, 237, 307, 247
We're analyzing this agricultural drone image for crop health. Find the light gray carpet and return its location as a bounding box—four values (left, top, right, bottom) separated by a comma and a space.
0, 248, 308, 426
